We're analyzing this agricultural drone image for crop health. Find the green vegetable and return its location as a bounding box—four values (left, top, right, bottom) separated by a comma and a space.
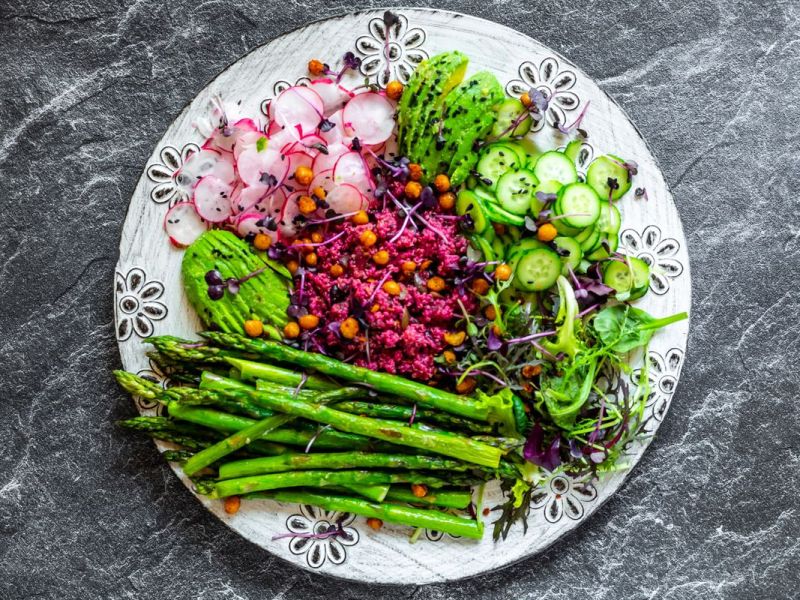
593, 305, 688, 353
181, 230, 290, 337
252, 489, 484, 539
540, 275, 583, 360
384, 486, 472, 510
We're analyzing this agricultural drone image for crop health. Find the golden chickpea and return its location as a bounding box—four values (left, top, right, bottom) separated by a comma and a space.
330, 264, 344, 277
366, 517, 383, 531
443, 331, 466, 346
339, 317, 360, 339
385, 80, 404, 100
484, 305, 497, 321
427, 276, 446, 292
286, 259, 299, 275
456, 377, 477, 395
294, 166, 314, 186
223, 496, 241, 514
433, 174, 451, 193
537, 223, 558, 242
520, 92, 532, 108
382, 280, 401, 296
253, 233, 271, 251
442, 349, 457, 364
373, 250, 390, 266
304, 252, 318, 267
283, 322, 300, 339
359, 229, 377, 247
471, 278, 490, 295
494, 263, 512, 281
297, 195, 317, 215
243, 319, 264, 337
438, 191, 456, 210
312, 186, 327, 200
310, 231, 324, 244
298, 314, 320, 330
308, 59, 326, 76
408, 163, 423, 181
411, 483, 428, 498
404, 180, 423, 199
522, 364, 543, 378
352, 210, 369, 225
401, 260, 417, 273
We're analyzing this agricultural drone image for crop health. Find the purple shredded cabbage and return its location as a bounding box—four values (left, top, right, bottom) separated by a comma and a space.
523, 423, 562, 471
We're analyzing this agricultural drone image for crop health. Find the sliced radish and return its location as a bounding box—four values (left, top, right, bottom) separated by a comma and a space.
278, 191, 305, 238
175, 149, 222, 191
287, 151, 313, 182
309, 169, 336, 197
164, 202, 208, 247
235, 212, 279, 241
312, 142, 349, 173
253, 187, 287, 216
272, 86, 324, 139
333, 151, 373, 195
233, 131, 266, 162
311, 78, 354, 116
342, 92, 394, 145
326, 183, 368, 215
193, 175, 234, 223
236, 146, 289, 189
203, 118, 260, 153
237, 184, 270, 213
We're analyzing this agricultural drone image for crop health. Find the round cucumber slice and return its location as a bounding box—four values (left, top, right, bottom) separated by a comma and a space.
556, 182, 601, 228
513, 247, 562, 292
596, 201, 621, 235
476, 144, 522, 189
533, 151, 578, 185
456, 190, 489, 234
586, 154, 632, 201
530, 179, 563, 217
496, 169, 540, 216
491, 98, 532, 138
553, 236, 583, 275
602, 256, 650, 294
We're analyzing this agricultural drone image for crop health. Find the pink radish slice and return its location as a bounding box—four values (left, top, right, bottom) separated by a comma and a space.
164, 202, 208, 247
326, 184, 368, 215
287, 151, 313, 181
312, 142, 349, 173
227, 180, 245, 216
233, 132, 266, 162
309, 169, 336, 196
203, 118, 261, 153
210, 153, 236, 185
235, 212, 279, 241
311, 78, 354, 116
319, 110, 345, 145
333, 151, 373, 195
236, 184, 270, 213
253, 188, 287, 216
236, 146, 289, 189
174, 149, 222, 192
278, 192, 305, 238
342, 92, 394, 145
193, 175, 234, 223
272, 86, 324, 140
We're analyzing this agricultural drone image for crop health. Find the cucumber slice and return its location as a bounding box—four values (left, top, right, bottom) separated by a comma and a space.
481, 222, 496, 243
602, 256, 650, 294
533, 151, 578, 185
470, 234, 495, 264
573, 226, 595, 245
586, 246, 609, 261
507, 238, 546, 264
596, 201, 621, 235
491, 98, 532, 138
465, 175, 478, 190
476, 144, 522, 189
491, 236, 506, 262
483, 199, 526, 226
501, 142, 529, 166
531, 179, 563, 217
496, 169, 540, 216
473, 184, 497, 206
563, 139, 582, 164
556, 182, 601, 228
578, 227, 601, 253
586, 154, 632, 201
513, 247, 562, 292
553, 236, 583, 275
456, 190, 489, 234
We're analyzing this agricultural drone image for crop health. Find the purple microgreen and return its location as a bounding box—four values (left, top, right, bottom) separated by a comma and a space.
350, 137, 362, 152
535, 191, 558, 205
524, 216, 538, 232
271, 520, 345, 542
307, 210, 360, 225
608, 156, 639, 178
205, 266, 266, 301
337, 52, 362, 83
557, 100, 591, 135
408, 403, 417, 426
523, 423, 561, 471
486, 327, 504, 351
530, 88, 550, 114
635, 187, 649, 201
293, 373, 309, 398
260, 172, 278, 187
568, 438, 584, 459
505, 330, 557, 346
318, 118, 335, 132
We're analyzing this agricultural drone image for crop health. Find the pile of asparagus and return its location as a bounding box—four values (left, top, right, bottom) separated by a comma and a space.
115, 332, 525, 540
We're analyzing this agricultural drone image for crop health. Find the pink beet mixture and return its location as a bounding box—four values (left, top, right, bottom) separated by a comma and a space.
296, 204, 476, 381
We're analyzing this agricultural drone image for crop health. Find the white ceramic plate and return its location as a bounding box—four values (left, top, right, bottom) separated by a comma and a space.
115, 8, 691, 583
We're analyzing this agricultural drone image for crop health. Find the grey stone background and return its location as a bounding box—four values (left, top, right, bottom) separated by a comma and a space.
1, 0, 798, 598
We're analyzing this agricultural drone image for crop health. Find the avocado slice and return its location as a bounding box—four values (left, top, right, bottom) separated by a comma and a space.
397, 51, 468, 159
182, 230, 290, 338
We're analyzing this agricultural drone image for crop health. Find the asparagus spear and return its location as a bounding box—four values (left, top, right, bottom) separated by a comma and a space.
209, 469, 466, 499
147, 336, 247, 365
196, 373, 503, 468
182, 387, 351, 476
217, 451, 468, 480
331, 401, 494, 434
224, 357, 338, 391
383, 486, 472, 510
251, 490, 484, 539
166, 403, 394, 452
339, 484, 390, 502
200, 332, 490, 421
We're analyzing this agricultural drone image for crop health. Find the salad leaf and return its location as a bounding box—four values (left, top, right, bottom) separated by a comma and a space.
477, 388, 520, 437
541, 275, 582, 360
593, 305, 688, 353
538, 358, 599, 430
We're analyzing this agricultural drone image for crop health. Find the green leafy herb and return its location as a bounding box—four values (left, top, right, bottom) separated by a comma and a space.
593, 305, 688, 353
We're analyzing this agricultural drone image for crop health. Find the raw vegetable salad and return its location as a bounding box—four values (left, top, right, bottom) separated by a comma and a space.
117, 39, 686, 543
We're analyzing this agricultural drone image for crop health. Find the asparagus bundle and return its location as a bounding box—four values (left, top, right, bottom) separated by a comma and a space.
115, 333, 524, 539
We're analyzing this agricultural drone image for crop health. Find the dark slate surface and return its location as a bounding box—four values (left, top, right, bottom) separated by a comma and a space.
1, 0, 798, 598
